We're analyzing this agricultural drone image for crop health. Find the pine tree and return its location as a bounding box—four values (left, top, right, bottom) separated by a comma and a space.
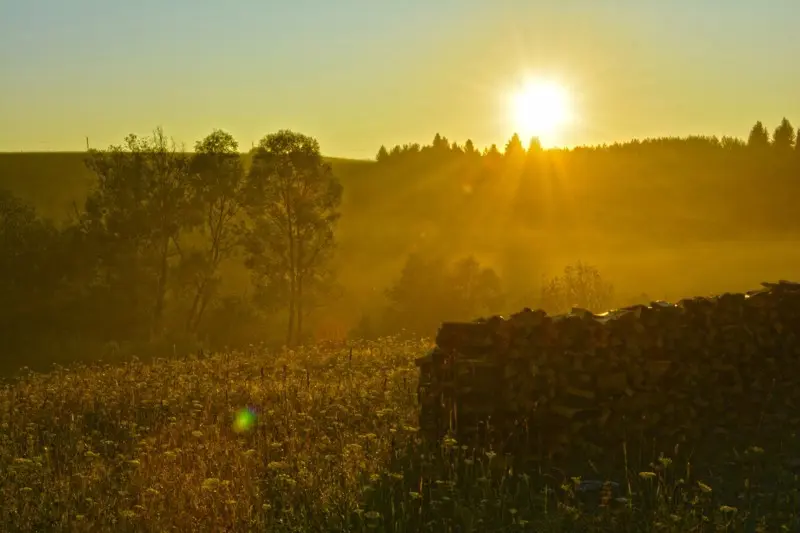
505, 133, 525, 158
376, 145, 389, 162
747, 121, 769, 149
772, 118, 796, 152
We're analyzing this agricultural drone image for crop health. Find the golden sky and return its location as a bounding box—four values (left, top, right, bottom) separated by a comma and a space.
1, 0, 798, 158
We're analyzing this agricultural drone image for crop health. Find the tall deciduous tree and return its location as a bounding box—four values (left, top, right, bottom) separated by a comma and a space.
183, 129, 247, 332
244, 130, 343, 347
84, 127, 192, 339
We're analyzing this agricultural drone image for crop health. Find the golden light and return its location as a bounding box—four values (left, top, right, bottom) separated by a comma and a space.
508, 78, 573, 148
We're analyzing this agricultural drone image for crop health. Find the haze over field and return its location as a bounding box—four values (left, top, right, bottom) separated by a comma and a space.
2, 1, 800, 374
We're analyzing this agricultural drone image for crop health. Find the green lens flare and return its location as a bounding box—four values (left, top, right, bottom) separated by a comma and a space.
233, 407, 257, 433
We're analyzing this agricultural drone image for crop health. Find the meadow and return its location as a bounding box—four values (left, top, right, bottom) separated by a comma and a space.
2, 338, 799, 532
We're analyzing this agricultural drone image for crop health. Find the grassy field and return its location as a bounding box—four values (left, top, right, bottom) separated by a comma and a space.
2, 338, 799, 532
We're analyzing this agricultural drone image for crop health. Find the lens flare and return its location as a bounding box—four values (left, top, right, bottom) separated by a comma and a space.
233, 407, 257, 433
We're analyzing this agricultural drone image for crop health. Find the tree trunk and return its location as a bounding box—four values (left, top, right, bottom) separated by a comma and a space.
186, 278, 206, 332
286, 272, 296, 347
152, 236, 170, 340
296, 274, 304, 345
194, 284, 212, 332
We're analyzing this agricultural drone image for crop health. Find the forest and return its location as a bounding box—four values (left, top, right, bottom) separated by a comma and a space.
1, 118, 799, 375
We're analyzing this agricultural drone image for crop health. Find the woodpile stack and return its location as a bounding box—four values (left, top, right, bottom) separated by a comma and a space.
416, 281, 800, 460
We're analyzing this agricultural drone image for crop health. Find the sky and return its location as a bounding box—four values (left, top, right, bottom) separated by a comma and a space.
1, 0, 799, 159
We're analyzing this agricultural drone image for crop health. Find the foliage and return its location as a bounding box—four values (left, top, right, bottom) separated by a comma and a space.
772, 117, 796, 152
83, 128, 194, 340
244, 130, 344, 347
540, 261, 614, 314
382, 254, 504, 336
182, 129, 249, 332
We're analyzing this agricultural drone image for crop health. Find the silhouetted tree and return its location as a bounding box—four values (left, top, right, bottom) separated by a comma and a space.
772, 118, 796, 152
540, 262, 614, 314
183, 129, 248, 332
0, 190, 61, 344
83, 127, 193, 339
505, 133, 525, 158
527, 136, 543, 154
244, 130, 343, 347
464, 139, 477, 155
721, 136, 745, 150
747, 121, 770, 149
432, 133, 450, 151
376, 145, 389, 162
449, 256, 504, 315
384, 254, 504, 335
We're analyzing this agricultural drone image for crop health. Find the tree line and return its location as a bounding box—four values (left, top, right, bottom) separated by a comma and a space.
376, 118, 800, 163
0, 128, 344, 373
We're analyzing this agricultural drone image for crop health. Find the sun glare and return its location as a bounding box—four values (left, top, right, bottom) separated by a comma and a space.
509, 79, 573, 148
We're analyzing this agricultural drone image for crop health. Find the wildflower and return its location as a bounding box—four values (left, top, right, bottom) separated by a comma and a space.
639, 471, 657, 480
201, 478, 220, 490
698, 481, 712, 493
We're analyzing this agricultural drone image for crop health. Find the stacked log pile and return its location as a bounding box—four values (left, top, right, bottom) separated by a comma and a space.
416, 281, 800, 460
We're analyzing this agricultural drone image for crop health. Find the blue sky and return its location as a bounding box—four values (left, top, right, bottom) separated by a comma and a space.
1, 0, 798, 157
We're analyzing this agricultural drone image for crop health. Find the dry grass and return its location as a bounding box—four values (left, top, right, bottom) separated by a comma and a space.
1, 338, 799, 532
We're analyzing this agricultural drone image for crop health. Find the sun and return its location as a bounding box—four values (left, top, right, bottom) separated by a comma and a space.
509, 79, 573, 147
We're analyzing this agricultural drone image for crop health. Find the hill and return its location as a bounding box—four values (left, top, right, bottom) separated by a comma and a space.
3, 132, 800, 344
